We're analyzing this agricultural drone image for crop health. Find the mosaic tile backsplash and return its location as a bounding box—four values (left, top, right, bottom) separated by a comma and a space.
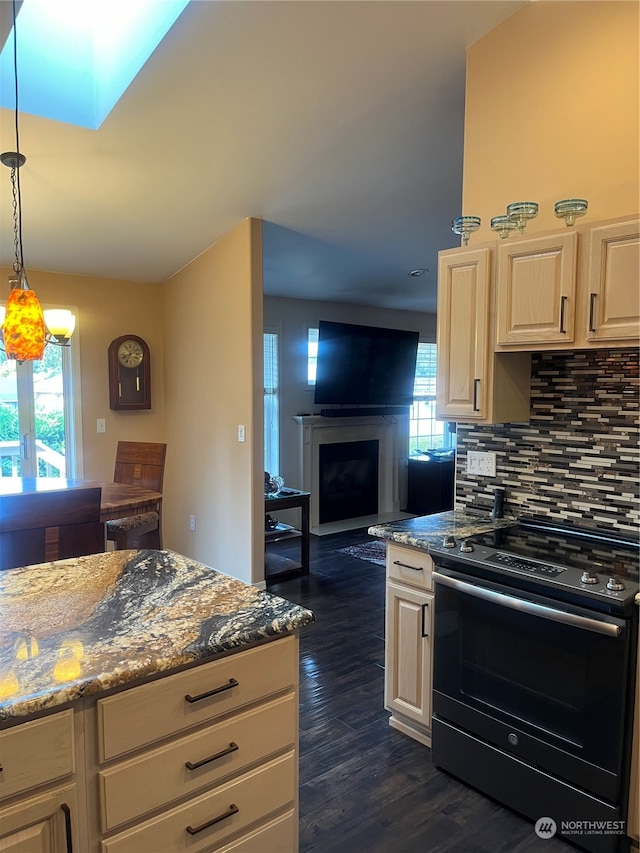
455, 349, 639, 535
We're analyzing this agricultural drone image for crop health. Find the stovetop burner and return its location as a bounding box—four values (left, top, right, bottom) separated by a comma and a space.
430, 516, 639, 615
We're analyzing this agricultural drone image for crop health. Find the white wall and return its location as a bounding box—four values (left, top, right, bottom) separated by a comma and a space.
263, 295, 436, 491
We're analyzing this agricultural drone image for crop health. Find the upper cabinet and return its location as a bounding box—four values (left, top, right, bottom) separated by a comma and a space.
436, 215, 638, 424
437, 246, 531, 424
496, 232, 578, 346
494, 216, 639, 352
586, 219, 640, 344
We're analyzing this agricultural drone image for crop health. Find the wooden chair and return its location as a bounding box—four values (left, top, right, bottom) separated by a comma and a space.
0, 486, 104, 571
105, 441, 167, 550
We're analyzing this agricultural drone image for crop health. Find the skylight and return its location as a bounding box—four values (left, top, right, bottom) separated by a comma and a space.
0, 0, 190, 129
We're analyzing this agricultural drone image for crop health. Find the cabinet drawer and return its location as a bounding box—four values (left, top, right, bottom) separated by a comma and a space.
99, 692, 296, 831
217, 808, 296, 853
101, 751, 296, 853
387, 543, 433, 591
0, 710, 74, 800
97, 636, 296, 761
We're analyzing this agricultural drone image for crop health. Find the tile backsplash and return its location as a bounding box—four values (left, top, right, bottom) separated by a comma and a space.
455, 349, 639, 534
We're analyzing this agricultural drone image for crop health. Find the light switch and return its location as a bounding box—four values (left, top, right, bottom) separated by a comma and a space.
97, 418, 106, 434
238, 424, 246, 442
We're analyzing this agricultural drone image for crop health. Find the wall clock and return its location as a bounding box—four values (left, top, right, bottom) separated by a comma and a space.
108, 335, 151, 410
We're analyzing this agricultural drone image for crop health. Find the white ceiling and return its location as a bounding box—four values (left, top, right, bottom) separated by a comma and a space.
0, 0, 525, 314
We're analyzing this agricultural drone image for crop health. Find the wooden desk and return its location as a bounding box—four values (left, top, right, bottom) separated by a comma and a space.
264, 489, 310, 579
0, 478, 163, 525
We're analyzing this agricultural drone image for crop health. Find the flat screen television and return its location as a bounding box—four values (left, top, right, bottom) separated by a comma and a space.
313, 320, 419, 408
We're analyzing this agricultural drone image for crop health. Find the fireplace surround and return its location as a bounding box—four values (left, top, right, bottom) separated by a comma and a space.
294, 414, 408, 530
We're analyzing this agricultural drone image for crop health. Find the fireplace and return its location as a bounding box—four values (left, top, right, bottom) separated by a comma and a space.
294, 414, 409, 530
319, 440, 379, 523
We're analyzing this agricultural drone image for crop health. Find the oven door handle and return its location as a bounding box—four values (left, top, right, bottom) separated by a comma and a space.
433, 572, 622, 637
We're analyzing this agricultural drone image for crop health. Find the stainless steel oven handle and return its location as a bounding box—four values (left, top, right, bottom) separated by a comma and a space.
433, 571, 622, 637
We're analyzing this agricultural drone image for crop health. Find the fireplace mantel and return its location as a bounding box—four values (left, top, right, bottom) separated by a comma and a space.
294, 415, 408, 530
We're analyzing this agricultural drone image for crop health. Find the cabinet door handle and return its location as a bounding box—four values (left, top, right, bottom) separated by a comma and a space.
473, 379, 480, 412
185, 741, 239, 771
186, 803, 239, 835
185, 678, 238, 704
421, 602, 430, 637
559, 295, 568, 333
61, 803, 73, 853
589, 293, 597, 332
392, 559, 423, 572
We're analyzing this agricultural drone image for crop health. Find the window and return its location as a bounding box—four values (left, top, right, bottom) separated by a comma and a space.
409, 342, 455, 454
0, 333, 82, 478
307, 327, 318, 384
306, 329, 453, 453
264, 329, 279, 477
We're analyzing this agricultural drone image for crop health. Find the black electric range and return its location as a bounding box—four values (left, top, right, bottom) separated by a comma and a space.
428, 515, 639, 616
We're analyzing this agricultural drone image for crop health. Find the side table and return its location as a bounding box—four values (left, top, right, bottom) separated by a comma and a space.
264, 489, 310, 579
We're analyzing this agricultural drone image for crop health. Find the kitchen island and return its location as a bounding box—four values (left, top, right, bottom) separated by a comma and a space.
0, 549, 315, 852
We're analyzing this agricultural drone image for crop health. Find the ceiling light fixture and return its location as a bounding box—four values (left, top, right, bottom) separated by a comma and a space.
0, 0, 75, 362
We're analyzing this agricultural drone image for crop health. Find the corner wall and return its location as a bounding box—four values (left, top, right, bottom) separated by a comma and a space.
0, 266, 166, 481
463, 1, 639, 236
162, 218, 264, 584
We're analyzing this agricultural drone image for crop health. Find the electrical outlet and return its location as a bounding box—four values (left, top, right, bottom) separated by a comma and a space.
238, 424, 246, 442
96, 418, 106, 434
467, 450, 496, 476
189, 515, 196, 532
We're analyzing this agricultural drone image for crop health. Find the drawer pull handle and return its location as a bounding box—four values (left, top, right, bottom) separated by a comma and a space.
185, 678, 239, 704
185, 741, 239, 771
392, 560, 423, 572
186, 803, 239, 835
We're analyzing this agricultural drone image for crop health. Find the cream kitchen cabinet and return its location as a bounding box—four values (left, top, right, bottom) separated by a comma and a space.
496, 231, 578, 346
384, 542, 434, 746
0, 709, 83, 852
585, 218, 640, 344
436, 245, 531, 424
495, 216, 639, 351
85, 636, 299, 853
1, 636, 300, 853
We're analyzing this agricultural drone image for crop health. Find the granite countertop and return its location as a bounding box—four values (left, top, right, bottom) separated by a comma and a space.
0, 549, 315, 722
368, 509, 515, 551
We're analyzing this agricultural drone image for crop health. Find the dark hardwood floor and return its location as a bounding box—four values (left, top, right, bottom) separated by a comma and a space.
267, 527, 582, 853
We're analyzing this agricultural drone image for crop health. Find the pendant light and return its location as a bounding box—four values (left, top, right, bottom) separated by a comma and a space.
0, 0, 75, 362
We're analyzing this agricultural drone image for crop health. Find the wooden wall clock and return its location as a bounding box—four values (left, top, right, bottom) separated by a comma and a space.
108, 335, 151, 410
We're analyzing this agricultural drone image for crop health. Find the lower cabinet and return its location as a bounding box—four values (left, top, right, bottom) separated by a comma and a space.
0, 635, 300, 853
384, 542, 434, 746
0, 784, 79, 853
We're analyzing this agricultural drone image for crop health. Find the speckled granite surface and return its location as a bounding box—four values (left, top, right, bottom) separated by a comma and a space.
368, 510, 515, 551
0, 549, 315, 722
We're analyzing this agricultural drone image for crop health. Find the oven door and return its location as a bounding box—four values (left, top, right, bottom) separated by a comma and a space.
433, 568, 632, 802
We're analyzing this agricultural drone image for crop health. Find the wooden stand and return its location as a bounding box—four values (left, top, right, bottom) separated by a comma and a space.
264, 490, 310, 579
